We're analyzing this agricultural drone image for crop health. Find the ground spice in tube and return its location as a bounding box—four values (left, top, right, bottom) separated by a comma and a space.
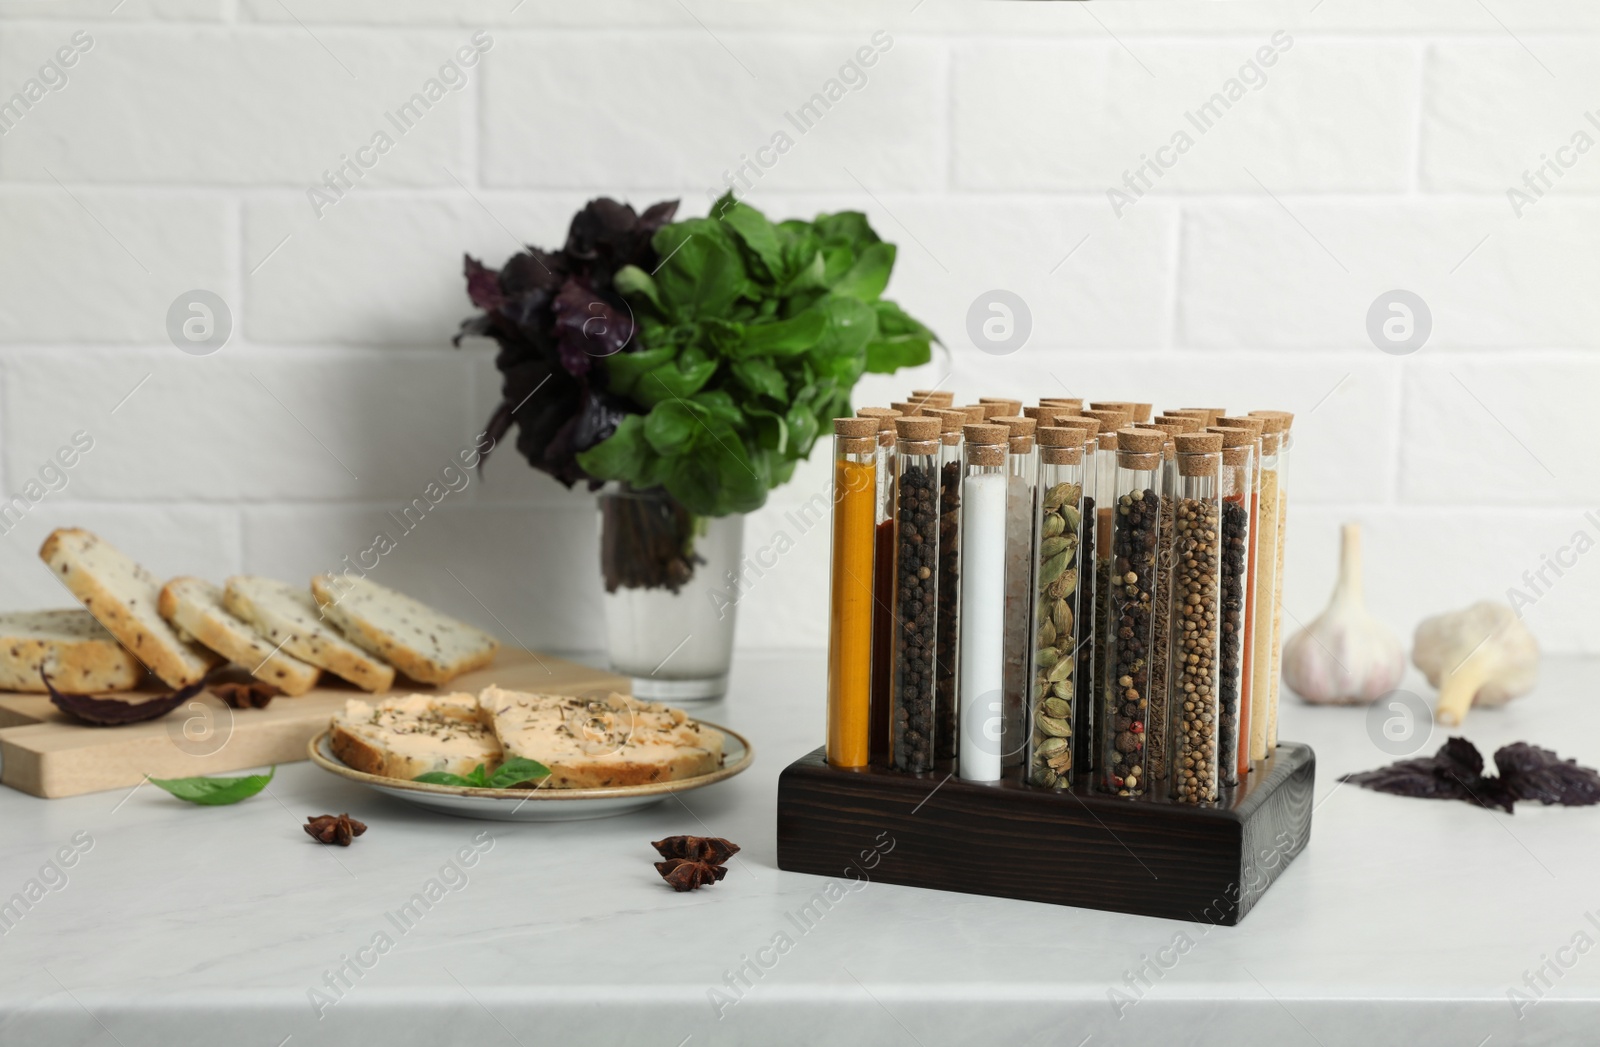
857, 407, 900, 766
1250, 411, 1295, 752
826, 418, 879, 768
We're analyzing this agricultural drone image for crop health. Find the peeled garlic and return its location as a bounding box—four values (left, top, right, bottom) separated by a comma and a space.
1282, 523, 1405, 705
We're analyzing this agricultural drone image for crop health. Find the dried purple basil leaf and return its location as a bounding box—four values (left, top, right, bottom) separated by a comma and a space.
1494, 743, 1600, 808
43, 669, 210, 727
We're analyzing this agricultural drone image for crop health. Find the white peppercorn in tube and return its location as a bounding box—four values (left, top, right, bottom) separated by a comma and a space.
957, 424, 1010, 782
1170, 432, 1225, 804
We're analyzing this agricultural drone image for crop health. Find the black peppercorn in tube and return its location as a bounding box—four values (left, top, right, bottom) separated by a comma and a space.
1100, 427, 1163, 797
926, 408, 970, 764
890, 416, 943, 774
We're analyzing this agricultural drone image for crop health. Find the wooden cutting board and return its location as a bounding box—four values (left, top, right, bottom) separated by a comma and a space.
0, 649, 627, 799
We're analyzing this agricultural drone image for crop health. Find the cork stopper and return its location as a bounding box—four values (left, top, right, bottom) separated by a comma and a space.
1216, 415, 1265, 437
980, 403, 1013, 419
1038, 426, 1087, 449
1222, 445, 1250, 468
1090, 401, 1136, 415
1117, 448, 1161, 470
1041, 445, 1083, 466
1260, 431, 1283, 455
1115, 428, 1164, 454
995, 416, 1037, 438
963, 423, 1009, 445
1040, 398, 1083, 410
1009, 435, 1035, 454
1251, 413, 1289, 435
1183, 407, 1227, 426
839, 436, 876, 455
957, 404, 988, 423
1054, 416, 1101, 438
1153, 414, 1202, 434
1133, 403, 1153, 423
1177, 436, 1221, 477
1166, 409, 1211, 423
895, 416, 941, 441
833, 417, 878, 438
1022, 406, 1046, 420
978, 397, 1023, 412
910, 389, 955, 406
1208, 425, 1256, 450
1249, 410, 1295, 429
1176, 432, 1224, 455
1082, 408, 1131, 431
857, 406, 900, 425
1098, 430, 1119, 450
925, 408, 968, 434
889, 401, 925, 417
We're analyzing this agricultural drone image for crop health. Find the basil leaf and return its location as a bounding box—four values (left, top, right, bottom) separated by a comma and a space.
413, 771, 475, 787
147, 766, 275, 806
831, 242, 896, 302
717, 198, 785, 281
485, 758, 551, 789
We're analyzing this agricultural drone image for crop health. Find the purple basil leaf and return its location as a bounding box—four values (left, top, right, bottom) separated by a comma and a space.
1495, 743, 1600, 807
44, 669, 211, 727
463, 255, 504, 311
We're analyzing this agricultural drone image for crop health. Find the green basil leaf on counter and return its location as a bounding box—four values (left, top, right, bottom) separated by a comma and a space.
147, 766, 275, 806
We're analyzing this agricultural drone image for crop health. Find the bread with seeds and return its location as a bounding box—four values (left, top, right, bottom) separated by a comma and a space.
223, 576, 395, 692
329, 693, 500, 780
158, 577, 321, 696
38, 528, 220, 688
0, 609, 147, 693
309, 575, 498, 686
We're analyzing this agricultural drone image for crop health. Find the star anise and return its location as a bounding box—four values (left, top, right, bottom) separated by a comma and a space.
210, 681, 280, 709
651, 835, 739, 892
304, 813, 367, 846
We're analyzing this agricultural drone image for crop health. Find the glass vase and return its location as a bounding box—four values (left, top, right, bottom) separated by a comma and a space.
598, 484, 743, 701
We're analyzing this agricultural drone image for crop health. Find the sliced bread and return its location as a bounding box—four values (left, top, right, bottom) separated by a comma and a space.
330, 693, 500, 780
309, 575, 498, 686
0, 609, 147, 693
38, 528, 220, 688
157, 577, 321, 696
223, 576, 395, 693
477, 686, 724, 789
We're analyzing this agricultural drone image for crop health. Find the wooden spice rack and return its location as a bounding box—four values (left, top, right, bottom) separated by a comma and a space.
776, 741, 1314, 925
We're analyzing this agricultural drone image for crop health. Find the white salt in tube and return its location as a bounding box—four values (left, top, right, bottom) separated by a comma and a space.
958, 471, 1007, 782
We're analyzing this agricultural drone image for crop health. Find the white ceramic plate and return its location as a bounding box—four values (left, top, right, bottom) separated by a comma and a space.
306, 725, 752, 822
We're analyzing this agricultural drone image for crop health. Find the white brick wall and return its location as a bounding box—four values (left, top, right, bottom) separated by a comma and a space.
0, 0, 1594, 662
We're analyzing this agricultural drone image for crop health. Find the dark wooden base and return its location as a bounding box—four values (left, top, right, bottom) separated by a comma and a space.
776, 743, 1314, 925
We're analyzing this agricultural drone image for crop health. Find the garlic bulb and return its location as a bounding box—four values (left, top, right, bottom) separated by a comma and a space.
1282, 522, 1405, 705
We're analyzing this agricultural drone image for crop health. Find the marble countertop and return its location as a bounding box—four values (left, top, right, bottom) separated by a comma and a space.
2, 652, 1596, 1047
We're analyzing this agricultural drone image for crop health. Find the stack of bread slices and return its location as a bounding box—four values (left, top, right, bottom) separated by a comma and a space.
331, 687, 726, 789
5, 528, 499, 697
